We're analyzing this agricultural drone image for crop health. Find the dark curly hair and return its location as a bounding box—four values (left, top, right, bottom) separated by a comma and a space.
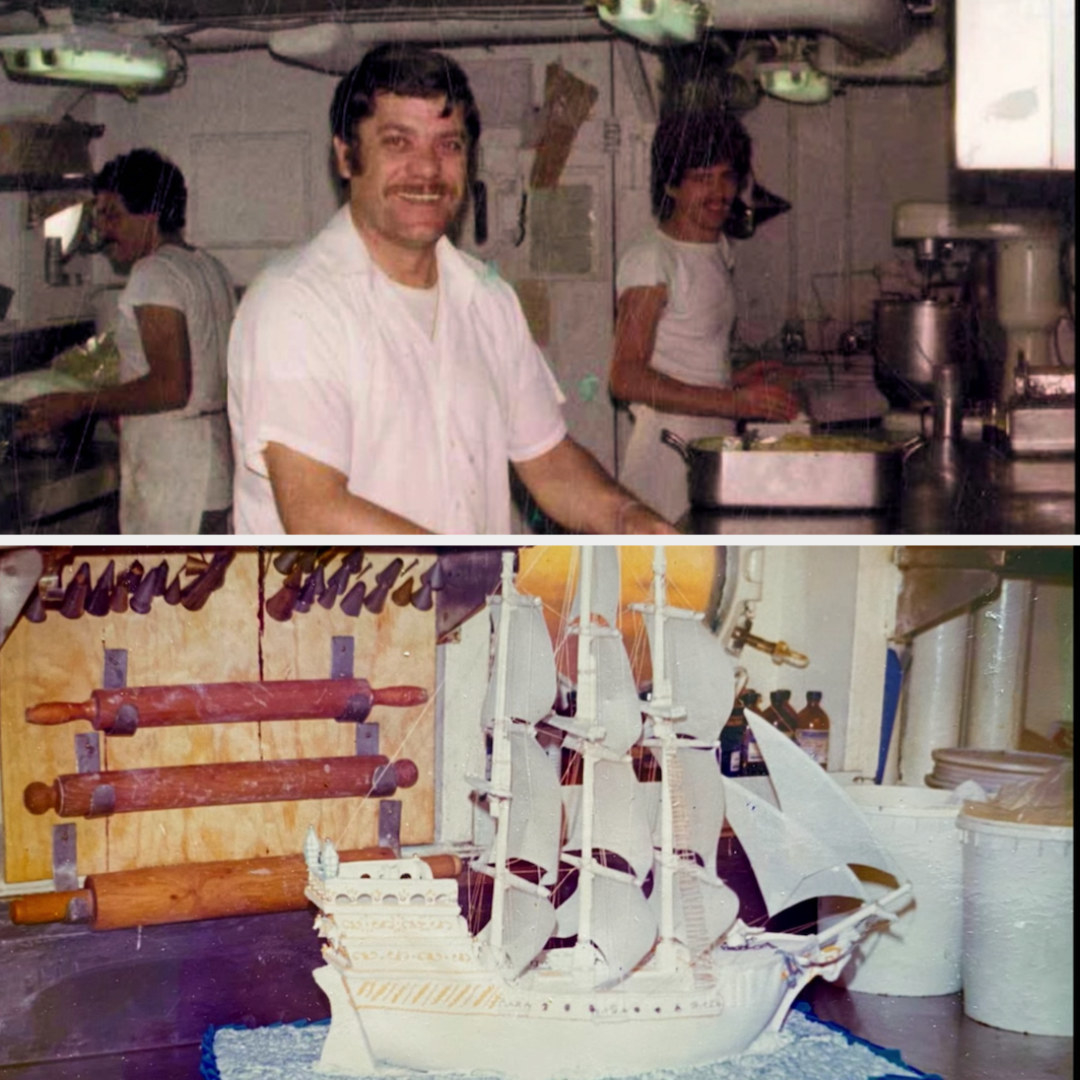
330, 42, 482, 186
650, 110, 752, 221
92, 148, 187, 233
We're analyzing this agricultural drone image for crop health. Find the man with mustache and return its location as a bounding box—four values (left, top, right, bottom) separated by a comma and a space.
609, 109, 800, 525
228, 42, 674, 535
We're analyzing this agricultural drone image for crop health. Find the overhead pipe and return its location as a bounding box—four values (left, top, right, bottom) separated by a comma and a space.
701, 0, 916, 57
897, 610, 972, 786
129, 0, 917, 72
963, 580, 1036, 751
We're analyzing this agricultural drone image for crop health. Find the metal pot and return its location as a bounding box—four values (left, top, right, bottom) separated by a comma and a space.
873, 298, 973, 407
662, 428, 914, 512
661, 430, 728, 509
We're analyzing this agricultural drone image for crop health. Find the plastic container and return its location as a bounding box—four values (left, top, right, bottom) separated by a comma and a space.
818, 784, 963, 996
957, 810, 1073, 1035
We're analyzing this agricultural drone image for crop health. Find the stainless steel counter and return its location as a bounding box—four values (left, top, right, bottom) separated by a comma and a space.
0, 440, 119, 534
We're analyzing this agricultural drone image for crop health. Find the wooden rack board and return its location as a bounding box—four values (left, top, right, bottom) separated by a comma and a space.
0, 549, 436, 884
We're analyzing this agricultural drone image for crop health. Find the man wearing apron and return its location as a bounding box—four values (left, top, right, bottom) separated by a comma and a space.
610, 110, 799, 525
18, 148, 235, 534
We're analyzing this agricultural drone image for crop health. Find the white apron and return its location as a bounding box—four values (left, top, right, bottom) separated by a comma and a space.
620, 405, 735, 527
119, 410, 232, 534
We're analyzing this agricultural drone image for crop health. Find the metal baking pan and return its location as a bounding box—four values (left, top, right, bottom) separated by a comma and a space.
662, 430, 911, 510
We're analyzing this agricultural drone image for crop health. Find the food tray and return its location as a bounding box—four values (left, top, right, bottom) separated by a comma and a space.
691, 446, 905, 510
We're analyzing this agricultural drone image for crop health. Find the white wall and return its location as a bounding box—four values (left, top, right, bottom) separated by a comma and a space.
1024, 582, 1074, 741
4, 42, 953, 464
730, 544, 898, 775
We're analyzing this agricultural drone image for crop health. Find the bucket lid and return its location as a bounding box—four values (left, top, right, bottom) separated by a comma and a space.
957, 804, 1074, 837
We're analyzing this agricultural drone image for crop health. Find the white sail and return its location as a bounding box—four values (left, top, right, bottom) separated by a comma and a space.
586, 875, 658, 983
746, 711, 902, 879
554, 760, 654, 938
481, 599, 557, 727
647, 863, 740, 947
592, 760, 655, 880
722, 776, 868, 918
560, 765, 655, 880
670, 746, 725, 868
552, 877, 579, 938
505, 726, 562, 877
645, 613, 736, 742
592, 632, 644, 755
570, 545, 621, 628
483, 885, 558, 977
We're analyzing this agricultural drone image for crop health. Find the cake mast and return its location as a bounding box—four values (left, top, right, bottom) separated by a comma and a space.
305, 547, 912, 1079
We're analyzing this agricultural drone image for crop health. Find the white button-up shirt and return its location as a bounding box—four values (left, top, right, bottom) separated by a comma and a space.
228, 207, 567, 534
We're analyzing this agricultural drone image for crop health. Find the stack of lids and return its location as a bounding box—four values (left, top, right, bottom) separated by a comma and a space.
926, 747, 1063, 795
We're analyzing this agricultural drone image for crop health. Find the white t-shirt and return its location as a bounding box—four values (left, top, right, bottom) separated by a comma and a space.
616, 228, 737, 388
228, 206, 567, 535
615, 228, 738, 524
114, 244, 236, 533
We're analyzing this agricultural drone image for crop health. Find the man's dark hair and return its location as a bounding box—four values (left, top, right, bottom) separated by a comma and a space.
650, 109, 752, 221
330, 42, 482, 184
92, 148, 187, 233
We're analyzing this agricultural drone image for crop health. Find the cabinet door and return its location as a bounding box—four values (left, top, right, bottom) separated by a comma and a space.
955, 0, 1074, 170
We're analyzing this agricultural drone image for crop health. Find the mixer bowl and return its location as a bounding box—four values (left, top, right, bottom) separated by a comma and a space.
873, 298, 974, 407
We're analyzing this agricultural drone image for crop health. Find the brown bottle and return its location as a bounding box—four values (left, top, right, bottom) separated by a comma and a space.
795, 691, 830, 768
739, 690, 769, 776
761, 690, 799, 739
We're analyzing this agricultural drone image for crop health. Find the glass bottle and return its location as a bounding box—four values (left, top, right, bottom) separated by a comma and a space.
761, 689, 799, 739
719, 694, 747, 777
739, 689, 769, 776
795, 690, 831, 768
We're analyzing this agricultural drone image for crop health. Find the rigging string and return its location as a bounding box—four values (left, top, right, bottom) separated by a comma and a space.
664, 743, 716, 988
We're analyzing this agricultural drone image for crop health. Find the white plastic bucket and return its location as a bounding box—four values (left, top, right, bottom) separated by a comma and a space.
818, 784, 963, 996
957, 811, 1073, 1035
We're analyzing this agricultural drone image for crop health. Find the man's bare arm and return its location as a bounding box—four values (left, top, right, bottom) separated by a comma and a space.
265, 442, 431, 534
513, 436, 677, 535
610, 286, 798, 420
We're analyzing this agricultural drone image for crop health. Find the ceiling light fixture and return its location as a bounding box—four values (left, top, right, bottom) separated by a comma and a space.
756, 61, 833, 105
594, 0, 708, 47
0, 27, 179, 92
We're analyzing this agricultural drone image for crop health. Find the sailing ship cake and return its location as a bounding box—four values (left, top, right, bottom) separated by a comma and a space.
303, 548, 912, 1079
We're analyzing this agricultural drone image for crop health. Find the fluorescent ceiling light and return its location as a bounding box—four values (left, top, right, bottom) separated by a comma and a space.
596, 0, 708, 47
0, 28, 175, 90
757, 63, 833, 104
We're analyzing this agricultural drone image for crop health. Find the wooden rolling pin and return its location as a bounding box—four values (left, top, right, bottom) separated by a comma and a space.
24, 754, 419, 819
25, 677, 428, 732
8, 848, 462, 930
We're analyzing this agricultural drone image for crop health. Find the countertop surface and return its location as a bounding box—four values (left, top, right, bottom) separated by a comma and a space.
0, 437, 118, 533
685, 438, 1075, 535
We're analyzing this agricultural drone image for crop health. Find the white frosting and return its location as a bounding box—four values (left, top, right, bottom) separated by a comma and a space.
210, 1011, 923, 1080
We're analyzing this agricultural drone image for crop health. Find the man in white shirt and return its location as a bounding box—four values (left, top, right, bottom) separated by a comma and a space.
229, 42, 674, 536
610, 109, 799, 523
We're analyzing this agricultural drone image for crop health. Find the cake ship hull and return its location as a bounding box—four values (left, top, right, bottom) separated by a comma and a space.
307, 860, 848, 1080
303, 549, 912, 1078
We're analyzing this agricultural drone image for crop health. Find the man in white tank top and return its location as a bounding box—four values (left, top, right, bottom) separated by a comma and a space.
611, 110, 799, 524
